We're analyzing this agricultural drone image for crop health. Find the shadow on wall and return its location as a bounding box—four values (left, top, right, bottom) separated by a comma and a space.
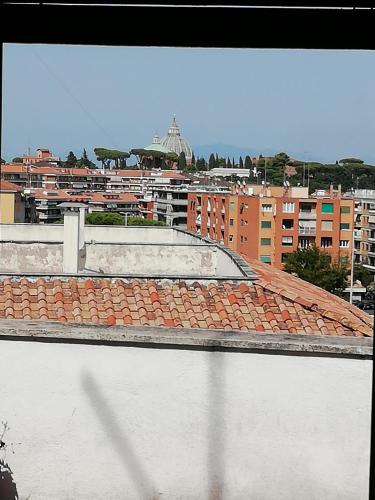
81, 372, 156, 498
208, 351, 226, 500
0, 460, 19, 500
81, 351, 227, 500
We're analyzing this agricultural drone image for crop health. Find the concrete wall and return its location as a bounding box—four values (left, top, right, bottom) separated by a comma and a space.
0, 337, 371, 500
0, 224, 205, 245
0, 242, 245, 276
0, 242, 64, 273
0, 226, 244, 277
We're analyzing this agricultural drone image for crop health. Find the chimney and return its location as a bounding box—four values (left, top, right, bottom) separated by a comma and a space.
58, 202, 88, 273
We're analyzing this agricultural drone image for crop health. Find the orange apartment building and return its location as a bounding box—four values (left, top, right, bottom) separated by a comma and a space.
187, 185, 354, 270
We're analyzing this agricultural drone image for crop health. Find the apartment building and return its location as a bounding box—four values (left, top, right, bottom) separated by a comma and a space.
1, 165, 107, 191
155, 184, 231, 228
0, 179, 25, 223
188, 185, 354, 269
29, 189, 140, 223
352, 189, 375, 275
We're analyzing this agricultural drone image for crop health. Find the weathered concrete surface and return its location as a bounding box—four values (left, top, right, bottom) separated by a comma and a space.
0, 320, 371, 500
0, 224, 204, 245
0, 320, 372, 357
0, 241, 244, 277
0, 242, 64, 273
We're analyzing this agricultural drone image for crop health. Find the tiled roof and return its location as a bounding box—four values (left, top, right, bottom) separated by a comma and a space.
0, 276, 371, 336
1, 164, 27, 173
0, 179, 23, 192
243, 257, 373, 337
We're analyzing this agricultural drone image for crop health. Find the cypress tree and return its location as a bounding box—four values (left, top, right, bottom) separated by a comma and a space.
192, 152, 196, 165
244, 155, 252, 169
65, 151, 78, 168
209, 153, 216, 170
239, 156, 244, 168
227, 157, 231, 168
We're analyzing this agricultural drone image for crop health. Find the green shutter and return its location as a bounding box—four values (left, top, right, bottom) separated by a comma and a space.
261, 238, 271, 245
260, 255, 271, 263
322, 203, 334, 213
340, 223, 350, 230
340, 206, 350, 213
261, 221, 271, 228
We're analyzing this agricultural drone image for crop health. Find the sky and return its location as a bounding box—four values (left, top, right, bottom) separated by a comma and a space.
2, 44, 375, 164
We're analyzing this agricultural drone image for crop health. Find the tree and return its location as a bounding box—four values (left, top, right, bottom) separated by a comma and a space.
196, 157, 206, 170
244, 156, 252, 169
127, 217, 166, 226
78, 149, 96, 169
85, 212, 125, 225
178, 151, 187, 170
239, 156, 244, 169
232, 157, 236, 168
353, 264, 373, 288
94, 148, 130, 170
283, 244, 349, 296
65, 151, 78, 168
191, 152, 195, 165
12, 157, 23, 163
339, 158, 364, 165
208, 153, 216, 170
226, 157, 232, 168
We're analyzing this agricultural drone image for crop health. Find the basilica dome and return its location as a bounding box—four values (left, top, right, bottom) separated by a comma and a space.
159, 117, 193, 162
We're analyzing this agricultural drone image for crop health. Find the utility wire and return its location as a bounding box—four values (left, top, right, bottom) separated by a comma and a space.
29, 46, 122, 150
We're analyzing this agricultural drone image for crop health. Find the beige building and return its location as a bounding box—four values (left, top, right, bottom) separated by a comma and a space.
0, 179, 25, 223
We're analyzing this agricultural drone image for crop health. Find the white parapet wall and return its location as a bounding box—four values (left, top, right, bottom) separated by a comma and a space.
0, 225, 245, 277
0, 322, 372, 500
0, 224, 200, 245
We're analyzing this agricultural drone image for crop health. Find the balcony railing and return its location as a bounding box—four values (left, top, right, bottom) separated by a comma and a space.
298, 227, 316, 236
299, 211, 316, 220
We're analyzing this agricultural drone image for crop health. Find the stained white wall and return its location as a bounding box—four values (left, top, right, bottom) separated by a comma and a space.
0, 339, 371, 500
0, 224, 202, 245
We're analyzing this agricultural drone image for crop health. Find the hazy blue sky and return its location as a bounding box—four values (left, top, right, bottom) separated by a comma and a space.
2, 44, 375, 163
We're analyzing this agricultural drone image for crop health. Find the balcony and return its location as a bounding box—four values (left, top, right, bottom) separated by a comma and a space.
299, 211, 316, 220
298, 227, 316, 236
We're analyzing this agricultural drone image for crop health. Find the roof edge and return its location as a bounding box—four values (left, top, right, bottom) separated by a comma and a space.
0, 320, 372, 358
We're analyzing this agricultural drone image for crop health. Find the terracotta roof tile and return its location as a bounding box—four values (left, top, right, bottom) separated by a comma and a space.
0, 273, 372, 336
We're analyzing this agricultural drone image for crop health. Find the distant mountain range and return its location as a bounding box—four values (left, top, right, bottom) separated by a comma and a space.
193, 144, 328, 164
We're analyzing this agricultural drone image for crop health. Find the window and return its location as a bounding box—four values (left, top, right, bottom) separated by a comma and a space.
322, 203, 334, 214
229, 235, 234, 242
282, 219, 293, 229
281, 253, 289, 263
229, 218, 234, 226
340, 256, 348, 266
240, 236, 244, 243
260, 255, 271, 264
321, 220, 333, 231
282, 236, 293, 246
261, 238, 271, 245
282, 202, 295, 213
262, 204, 272, 212
240, 219, 248, 226
340, 240, 349, 248
261, 220, 271, 229
321, 237, 332, 248
340, 206, 350, 214
340, 223, 350, 230
230, 201, 235, 210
